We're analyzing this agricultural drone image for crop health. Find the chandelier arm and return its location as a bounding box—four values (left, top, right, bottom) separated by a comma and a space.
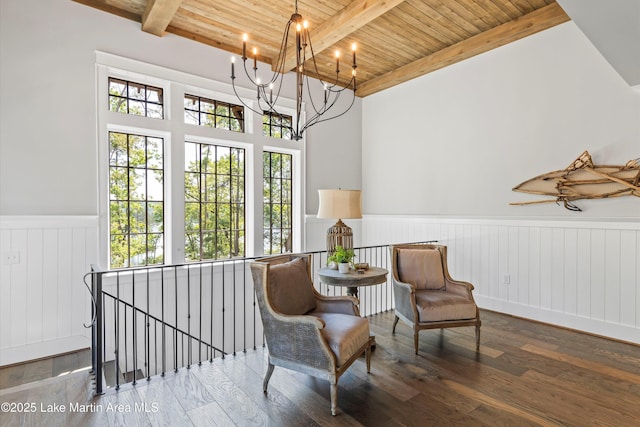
299, 88, 356, 135
231, 81, 267, 118
304, 27, 346, 89
304, 29, 332, 88
324, 76, 355, 92
240, 60, 262, 87
257, 16, 298, 115
304, 73, 351, 117
267, 69, 287, 111
270, 17, 296, 83
302, 83, 335, 127
304, 79, 331, 116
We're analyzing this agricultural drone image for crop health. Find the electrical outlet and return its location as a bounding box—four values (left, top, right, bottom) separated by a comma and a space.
503, 274, 511, 284
2, 252, 20, 265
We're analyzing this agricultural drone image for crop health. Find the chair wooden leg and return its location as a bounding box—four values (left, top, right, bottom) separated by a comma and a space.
366, 341, 372, 373
392, 315, 399, 334
263, 363, 275, 393
414, 331, 419, 355
330, 380, 338, 416
475, 324, 481, 351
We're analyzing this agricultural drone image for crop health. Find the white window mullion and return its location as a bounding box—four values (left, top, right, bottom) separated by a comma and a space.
166, 82, 185, 264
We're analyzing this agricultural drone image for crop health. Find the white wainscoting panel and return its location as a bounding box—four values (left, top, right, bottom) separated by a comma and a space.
363, 215, 640, 344
0, 216, 98, 366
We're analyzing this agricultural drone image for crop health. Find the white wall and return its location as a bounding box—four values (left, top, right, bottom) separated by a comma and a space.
557, 0, 640, 87
363, 22, 639, 218
0, 216, 97, 365
362, 22, 639, 343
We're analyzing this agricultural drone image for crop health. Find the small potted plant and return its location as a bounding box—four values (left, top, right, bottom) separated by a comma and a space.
328, 245, 355, 273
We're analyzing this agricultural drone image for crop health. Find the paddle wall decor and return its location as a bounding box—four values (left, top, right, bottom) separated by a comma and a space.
511, 151, 640, 211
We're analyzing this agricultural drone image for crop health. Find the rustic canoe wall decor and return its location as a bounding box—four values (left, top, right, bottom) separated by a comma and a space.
511, 151, 640, 211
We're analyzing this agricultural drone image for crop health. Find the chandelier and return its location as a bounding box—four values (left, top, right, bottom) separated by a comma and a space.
230, 0, 357, 141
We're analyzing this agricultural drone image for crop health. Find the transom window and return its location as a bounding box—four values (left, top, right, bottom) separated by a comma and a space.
184, 142, 246, 261
109, 131, 164, 268
184, 94, 244, 132
263, 111, 293, 140
109, 77, 164, 118
263, 151, 293, 254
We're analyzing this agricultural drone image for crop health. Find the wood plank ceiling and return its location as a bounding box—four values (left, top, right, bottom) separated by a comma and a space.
73, 0, 570, 97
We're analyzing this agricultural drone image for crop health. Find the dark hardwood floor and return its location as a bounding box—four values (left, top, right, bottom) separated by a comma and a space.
1, 310, 639, 426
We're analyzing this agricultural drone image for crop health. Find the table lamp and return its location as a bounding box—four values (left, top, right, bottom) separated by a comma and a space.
317, 189, 362, 254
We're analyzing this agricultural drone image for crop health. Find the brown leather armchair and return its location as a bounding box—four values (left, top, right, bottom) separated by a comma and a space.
390, 244, 481, 354
250, 254, 373, 416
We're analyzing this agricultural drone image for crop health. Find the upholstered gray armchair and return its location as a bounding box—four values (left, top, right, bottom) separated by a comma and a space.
250, 254, 373, 416
390, 243, 481, 354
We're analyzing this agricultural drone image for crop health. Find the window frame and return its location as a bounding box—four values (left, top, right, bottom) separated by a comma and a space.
108, 77, 164, 119
262, 111, 293, 140
184, 139, 247, 261
184, 93, 245, 133
108, 130, 166, 268
262, 150, 294, 255
96, 52, 305, 268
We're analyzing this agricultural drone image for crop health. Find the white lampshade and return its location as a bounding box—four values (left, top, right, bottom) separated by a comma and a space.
317, 189, 362, 219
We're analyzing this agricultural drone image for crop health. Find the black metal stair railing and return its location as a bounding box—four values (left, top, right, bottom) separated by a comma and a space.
89, 242, 433, 394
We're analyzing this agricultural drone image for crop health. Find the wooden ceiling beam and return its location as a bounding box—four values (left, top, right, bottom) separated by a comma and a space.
72, 0, 141, 23
142, 0, 183, 36
278, 0, 405, 72
356, 2, 570, 97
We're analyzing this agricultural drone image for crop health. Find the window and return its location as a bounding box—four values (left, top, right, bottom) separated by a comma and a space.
100, 57, 303, 267
263, 111, 292, 140
263, 151, 292, 254
109, 78, 164, 118
184, 95, 244, 132
109, 131, 164, 268
185, 142, 246, 261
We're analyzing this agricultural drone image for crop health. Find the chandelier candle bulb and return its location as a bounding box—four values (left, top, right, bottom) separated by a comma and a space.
335, 50, 340, 74
352, 43, 357, 67
231, 56, 235, 78
252, 47, 257, 70
242, 34, 247, 60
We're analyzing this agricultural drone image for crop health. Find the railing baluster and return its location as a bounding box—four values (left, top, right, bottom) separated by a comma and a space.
132, 271, 137, 385
116, 272, 122, 390
153, 320, 157, 377
233, 260, 237, 356
187, 266, 191, 368
221, 261, 225, 359
198, 262, 203, 365
146, 269, 150, 381
90, 266, 104, 394
210, 262, 214, 362
174, 268, 178, 373
161, 267, 166, 376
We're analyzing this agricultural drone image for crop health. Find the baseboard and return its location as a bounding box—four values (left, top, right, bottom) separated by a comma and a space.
0, 336, 91, 367
475, 295, 640, 345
